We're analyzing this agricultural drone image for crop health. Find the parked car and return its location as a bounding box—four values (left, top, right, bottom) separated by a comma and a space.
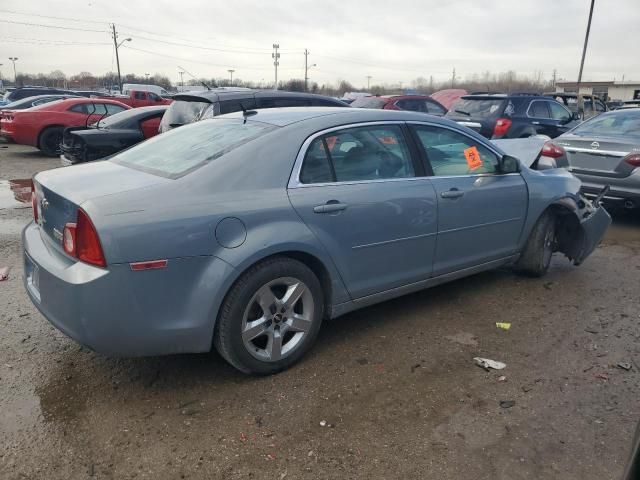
543, 92, 608, 119
95, 90, 172, 108
350, 95, 447, 115
544, 108, 640, 209
430, 89, 468, 110
61, 105, 168, 165
3, 87, 78, 103
0, 98, 130, 156
121, 83, 171, 97
24, 107, 610, 374
0, 94, 79, 111
158, 89, 349, 133
445, 93, 581, 139
72, 90, 113, 98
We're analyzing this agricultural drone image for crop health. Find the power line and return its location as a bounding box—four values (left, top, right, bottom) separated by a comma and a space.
0, 8, 107, 24
0, 36, 109, 46
0, 19, 108, 33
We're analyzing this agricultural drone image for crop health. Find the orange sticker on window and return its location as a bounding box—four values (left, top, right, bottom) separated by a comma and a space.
464, 146, 483, 170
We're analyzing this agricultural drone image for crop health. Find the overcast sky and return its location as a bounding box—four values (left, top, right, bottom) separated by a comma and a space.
1, 0, 638, 87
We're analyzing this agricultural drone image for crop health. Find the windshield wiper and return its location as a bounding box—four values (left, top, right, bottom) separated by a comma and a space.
454, 109, 471, 116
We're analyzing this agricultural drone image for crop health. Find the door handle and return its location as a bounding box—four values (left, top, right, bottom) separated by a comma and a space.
440, 189, 464, 199
313, 201, 348, 213
531, 121, 541, 125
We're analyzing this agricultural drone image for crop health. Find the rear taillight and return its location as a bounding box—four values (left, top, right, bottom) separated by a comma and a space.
63, 209, 106, 267
624, 153, 640, 167
31, 184, 38, 223
493, 118, 512, 137
541, 141, 566, 159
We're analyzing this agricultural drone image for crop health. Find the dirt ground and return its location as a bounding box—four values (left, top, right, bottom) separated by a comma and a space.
1, 143, 639, 480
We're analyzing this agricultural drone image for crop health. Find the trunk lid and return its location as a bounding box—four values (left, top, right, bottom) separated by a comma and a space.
556, 134, 639, 178
33, 161, 169, 250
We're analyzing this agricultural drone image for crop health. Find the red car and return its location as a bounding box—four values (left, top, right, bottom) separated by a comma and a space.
0, 98, 130, 156
350, 94, 447, 116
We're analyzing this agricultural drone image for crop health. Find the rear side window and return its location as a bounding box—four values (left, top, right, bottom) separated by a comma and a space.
69, 103, 90, 114
112, 119, 276, 178
299, 125, 414, 183
445, 98, 505, 118
134, 91, 146, 100
257, 97, 310, 108
219, 98, 257, 115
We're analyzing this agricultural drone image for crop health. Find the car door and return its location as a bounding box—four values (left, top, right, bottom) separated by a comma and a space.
409, 123, 528, 276
526, 100, 556, 136
287, 123, 438, 299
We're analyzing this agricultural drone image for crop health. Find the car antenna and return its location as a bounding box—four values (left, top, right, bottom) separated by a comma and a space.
240, 103, 257, 124
178, 65, 215, 90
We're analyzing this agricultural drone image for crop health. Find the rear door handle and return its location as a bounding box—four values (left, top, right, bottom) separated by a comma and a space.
440, 189, 464, 199
531, 121, 541, 125
313, 202, 348, 213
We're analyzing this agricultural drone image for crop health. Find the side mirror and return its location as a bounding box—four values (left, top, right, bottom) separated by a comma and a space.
500, 154, 520, 174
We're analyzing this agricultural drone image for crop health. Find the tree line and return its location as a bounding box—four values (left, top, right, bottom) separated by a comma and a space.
6, 69, 556, 96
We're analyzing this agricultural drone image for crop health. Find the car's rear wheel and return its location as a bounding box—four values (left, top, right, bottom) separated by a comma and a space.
214, 257, 324, 375
515, 211, 556, 277
38, 127, 64, 157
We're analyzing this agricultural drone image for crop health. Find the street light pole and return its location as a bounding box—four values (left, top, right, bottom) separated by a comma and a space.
145, 73, 150, 81
8, 57, 18, 84
179, 71, 185, 89
272, 43, 280, 89
366, 75, 372, 90
111, 24, 131, 92
228, 69, 235, 86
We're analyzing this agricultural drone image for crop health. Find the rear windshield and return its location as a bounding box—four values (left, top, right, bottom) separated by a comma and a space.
158, 100, 210, 132
112, 118, 276, 178
571, 110, 640, 139
445, 98, 505, 118
351, 96, 387, 109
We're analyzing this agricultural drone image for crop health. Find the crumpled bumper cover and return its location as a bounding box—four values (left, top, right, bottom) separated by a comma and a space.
573, 200, 611, 265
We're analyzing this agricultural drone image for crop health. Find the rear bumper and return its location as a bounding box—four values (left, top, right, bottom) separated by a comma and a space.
574, 170, 640, 207
23, 222, 237, 357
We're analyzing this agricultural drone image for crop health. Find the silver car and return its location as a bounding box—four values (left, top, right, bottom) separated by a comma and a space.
23, 107, 610, 374
548, 108, 640, 209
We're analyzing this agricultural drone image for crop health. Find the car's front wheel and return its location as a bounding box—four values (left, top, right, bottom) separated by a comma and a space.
515, 211, 556, 277
214, 257, 324, 375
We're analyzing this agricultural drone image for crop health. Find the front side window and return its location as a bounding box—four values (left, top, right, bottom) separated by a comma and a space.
528, 101, 550, 118
413, 125, 498, 176
548, 102, 572, 122
134, 91, 146, 100
69, 103, 90, 114
425, 101, 446, 115
299, 125, 414, 183
148, 92, 160, 101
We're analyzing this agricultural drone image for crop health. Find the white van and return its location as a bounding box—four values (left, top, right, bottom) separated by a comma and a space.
121, 84, 170, 97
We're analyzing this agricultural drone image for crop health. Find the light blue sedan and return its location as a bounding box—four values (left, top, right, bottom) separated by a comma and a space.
23, 107, 611, 374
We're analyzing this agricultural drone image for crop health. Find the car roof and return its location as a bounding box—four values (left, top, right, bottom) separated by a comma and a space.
218, 106, 458, 127
173, 89, 345, 104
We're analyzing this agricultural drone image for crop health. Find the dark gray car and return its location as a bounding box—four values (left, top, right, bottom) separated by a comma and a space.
552, 108, 640, 208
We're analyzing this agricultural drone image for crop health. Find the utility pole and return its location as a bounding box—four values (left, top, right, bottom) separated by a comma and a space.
576, 0, 595, 113
272, 43, 280, 89
552, 69, 557, 89
8, 57, 18, 83
366, 75, 372, 90
228, 69, 235, 86
304, 49, 308, 91
145, 73, 150, 81
451, 67, 456, 88
111, 24, 131, 92
178, 71, 184, 88
429, 75, 434, 92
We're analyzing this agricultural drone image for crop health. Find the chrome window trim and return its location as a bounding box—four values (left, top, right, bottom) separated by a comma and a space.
565, 147, 628, 156
288, 120, 511, 189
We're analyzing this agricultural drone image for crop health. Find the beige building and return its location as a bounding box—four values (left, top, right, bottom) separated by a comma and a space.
555, 80, 640, 101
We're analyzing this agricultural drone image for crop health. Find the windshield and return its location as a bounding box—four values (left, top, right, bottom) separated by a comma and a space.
351, 97, 387, 109
112, 118, 277, 178
445, 98, 506, 118
571, 110, 640, 139
158, 100, 210, 133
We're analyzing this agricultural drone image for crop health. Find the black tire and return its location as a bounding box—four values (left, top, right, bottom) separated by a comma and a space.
214, 257, 324, 375
515, 211, 556, 277
38, 126, 64, 157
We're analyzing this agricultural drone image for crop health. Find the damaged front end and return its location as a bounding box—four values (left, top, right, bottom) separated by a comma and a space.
553, 187, 611, 265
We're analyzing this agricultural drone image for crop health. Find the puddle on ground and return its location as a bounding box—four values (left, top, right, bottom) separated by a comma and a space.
0, 179, 32, 209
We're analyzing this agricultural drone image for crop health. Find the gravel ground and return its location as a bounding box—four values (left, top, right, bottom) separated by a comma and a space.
1, 143, 639, 480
